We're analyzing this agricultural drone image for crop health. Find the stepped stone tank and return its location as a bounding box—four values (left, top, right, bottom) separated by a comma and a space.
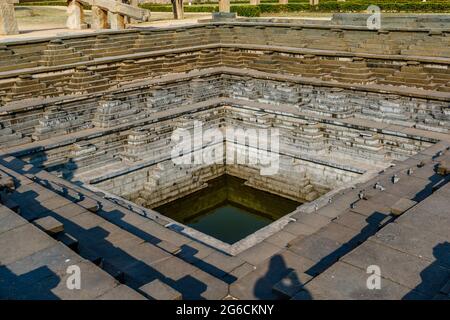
0, 17, 449, 300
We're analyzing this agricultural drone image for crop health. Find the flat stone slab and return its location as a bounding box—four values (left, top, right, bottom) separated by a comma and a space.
349, 197, 393, 217
407, 189, 450, 221
91, 240, 170, 276
9, 184, 58, 204
55, 232, 79, 251
19, 196, 72, 221
304, 261, 426, 300
77, 196, 100, 213
229, 262, 256, 280
0, 205, 11, 219
315, 190, 358, 218
83, 222, 145, 250
0, 245, 119, 300
51, 203, 88, 219
390, 198, 417, 216
313, 222, 361, 245
396, 205, 450, 238
98, 284, 147, 300
237, 241, 281, 266
288, 233, 345, 265
283, 221, 317, 236
174, 268, 229, 300
150, 256, 197, 281
342, 240, 450, 298
265, 230, 298, 248
230, 250, 314, 300
131, 220, 191, 247
139, 279, 182, 300
155, 240, 181, 255
3, 198, 19, 213
381, 174, 433, 202
2, 243, 82, 287
291, 212, 331, 229
33, 216, 64, 235
45, 261, 119, 300
212, 12, 237, 20
202, 251, 245, 278
177, 241, 215, 264
0, 224, 56, 265
334, 210, 390, 232
0, 209, 27, 235
372, 223, 450, 269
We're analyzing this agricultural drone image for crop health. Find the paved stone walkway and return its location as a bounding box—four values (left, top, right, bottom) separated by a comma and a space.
1, 140, 448, 299
0, 156, 228, 299
0, 203, 145, 299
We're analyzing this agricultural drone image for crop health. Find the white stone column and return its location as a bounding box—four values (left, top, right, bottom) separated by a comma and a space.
219, 0, 230, 13
249, 0, 260, 5
171, 0, 184, 20
0, 0, 19, 36
66, 0, 87, 30
91, 5, 108, 30
109, 12, 126, 30
309, 0, 319, 5
129, 0, 139, 24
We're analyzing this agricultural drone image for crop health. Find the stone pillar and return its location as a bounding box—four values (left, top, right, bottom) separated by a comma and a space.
66, 0, 87, 30
279, 0, 288, 4
129, 0, 139, 23
171, 0, 184, 20
250, 0, 260, 4
0, 0, 19, 36
219, 0, 230, 13
91, 6, 108, 30
110, 13, 126, 30
121, 1, 131, 25
309, 0, 319, 5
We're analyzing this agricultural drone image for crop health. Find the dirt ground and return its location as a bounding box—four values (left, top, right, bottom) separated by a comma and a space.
2, 6, 211, 41
3, 6, 339, 41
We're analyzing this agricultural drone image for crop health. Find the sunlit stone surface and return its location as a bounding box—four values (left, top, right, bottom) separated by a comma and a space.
0, 14, 449, 300
0, 0, 18, 35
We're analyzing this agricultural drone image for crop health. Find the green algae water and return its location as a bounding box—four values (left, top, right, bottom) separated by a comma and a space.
155, 175, 300, 244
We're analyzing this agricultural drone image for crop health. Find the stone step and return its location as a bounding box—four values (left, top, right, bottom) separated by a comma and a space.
33, 216, 64, 236
390, 198, 417, 216
138, 279, 182, 300
0, 205, 142, 299
55, 231, 79, 251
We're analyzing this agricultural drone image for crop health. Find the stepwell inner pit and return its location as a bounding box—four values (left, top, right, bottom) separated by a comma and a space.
154, 175, 301, 244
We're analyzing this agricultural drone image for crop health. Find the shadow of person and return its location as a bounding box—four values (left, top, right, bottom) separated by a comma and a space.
253, 255, 312, 300
403, 241, 450, 300
175, 275, 208, 300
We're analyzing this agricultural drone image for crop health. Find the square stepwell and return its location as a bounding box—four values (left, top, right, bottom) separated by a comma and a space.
155, 175, 300, 244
